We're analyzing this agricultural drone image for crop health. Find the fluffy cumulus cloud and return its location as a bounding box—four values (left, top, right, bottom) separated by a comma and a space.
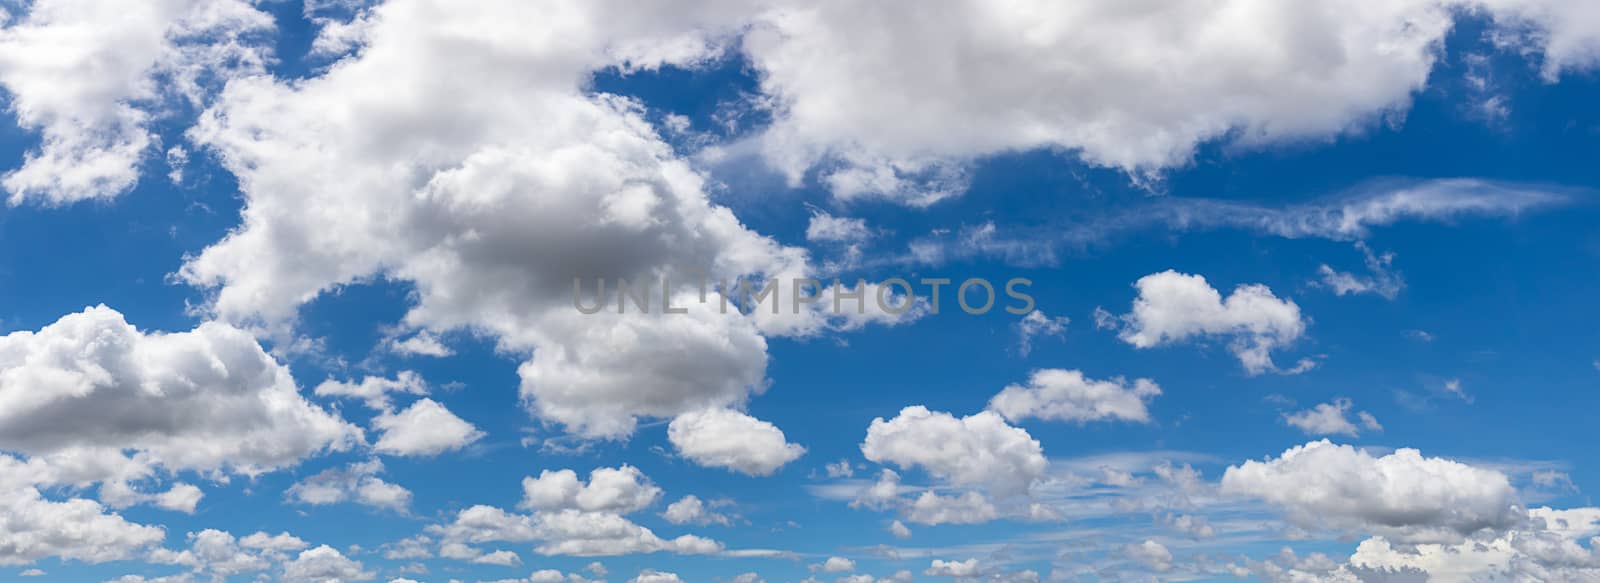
667, 407, 806, 476
861, 406, 1047, 497
1221, 440, 1523, 543
166, 0, 923, 444
0, 0, 273, 205
1347, 506, 1600, 582
285, 459, 413, 512
371, 398, 484, 457
1283, 399, 1383, 437
1105, 270, 1309, 375
0, 488, 164, 566
987, 369, 1161, 424
661, 495, 732, 526
520, 466, 662, 514
281, 545, 373, 582
0, 306, 359, 488
740, 0, 1600, 203
429, 465, 719, 557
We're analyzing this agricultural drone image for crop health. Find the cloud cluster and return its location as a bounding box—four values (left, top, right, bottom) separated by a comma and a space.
1221, 440, 1523, 543
431, 465, 719, 557
861, 406, 1047, 498
1105, 270, 1309, 375
988, 369, 1161, 425
0, 306, 359, 486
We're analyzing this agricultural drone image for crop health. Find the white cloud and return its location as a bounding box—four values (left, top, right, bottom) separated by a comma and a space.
0, 487, 163, 566
739, 0, 1600, 203
662, 495, 731, 526
888, 520, 912, 539
903, 491, 998, 525
630, 570, 684, 583
814, 556, 855, 573
1013, 310, 1068, 357
1283, 399, 1382, 437
0, 0, 273, 205
314, 371, 429, 410
806, 210, 871, 243
281, 545, 373, 582
286, 460, 413, 512
521, 466, 662, 515
987, 368, 1161, 424
925, 558, 980, 577
1108, 270, 1308, 375
386, 331, 454, 357
862, 406, 1046, 497
435, 467, 721, 557
1316, 242, 1404, 299
372, 398, 484, 457
1122, 540, 1174, 572
1347, 506, 1600, 582
667, 407, 806, 476
1221, 440, 1523, 543
0, 306, 359, 486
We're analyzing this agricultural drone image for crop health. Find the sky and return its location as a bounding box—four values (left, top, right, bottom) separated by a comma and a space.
0, 1, 1598, 582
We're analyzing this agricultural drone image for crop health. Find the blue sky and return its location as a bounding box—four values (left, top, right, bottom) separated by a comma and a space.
0, 1, 1599, 582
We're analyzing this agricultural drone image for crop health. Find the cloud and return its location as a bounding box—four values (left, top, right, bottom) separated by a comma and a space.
813, 556, 855, 573
371, 398, 484, 457
281, 545, 373, 582
1221, 440, 1523, 543
1121, 540, 1174, 572
1316, 242, 1404, 299
1347, 506, 1600, 582
0, 306, 359, 486
1282, 399, 1383, 437
521, 466, 662, 515
314, 371, 429, 410
434, 466, 721, 557
1107, 270, 1309, 375
903, 491, 998, 525
0, 487, 163, 566
285, 459, 413, 512
0, 0, 273, 205
861, 406, 1047, 497
661, 495, 732, 526
806, 210, 872, 243
667, 407, 806, 476
1013, 310, 1068, 357
925, 558, 980, 577
987, 368, 1161, 424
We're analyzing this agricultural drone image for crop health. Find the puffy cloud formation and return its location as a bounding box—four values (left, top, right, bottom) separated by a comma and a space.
281, 545, 373, 582
431, 465, 718, 557
0, 306, 359, 485
147, 528, 312, 579
371, 398, 484, 457
1347, 506, 1600, 582
285, 460, 413, 512
1221, 440, 1523, 543
987, 369, 1161, 424
1283, 399, 1383, 437
861, 406, 1047, 497
925, 559, 981, 577
314, 371, 428, 410
904, 491, 999, 525
1107, 270, 1308, 374
661, 495, 732, 526
429, 504, 719, 558
0, 0, 273, 204
741, 0, 1600, 203
0, 488, 163, 566
667, 407, 806, 475
521, 466, 663, 514
1121, 540, 1174, 572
